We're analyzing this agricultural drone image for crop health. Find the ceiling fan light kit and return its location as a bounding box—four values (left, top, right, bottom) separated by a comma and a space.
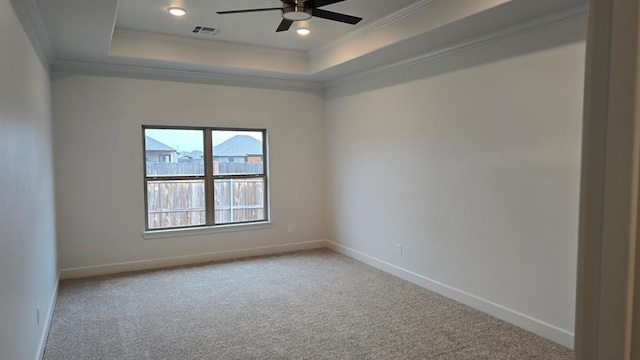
167, 7, 187, 17
216, 0, 362, 33
283, 6, 312, 21
296, 27, 311, 36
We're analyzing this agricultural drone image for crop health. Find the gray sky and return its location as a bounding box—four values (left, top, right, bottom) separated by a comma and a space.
145, 129, 262, 152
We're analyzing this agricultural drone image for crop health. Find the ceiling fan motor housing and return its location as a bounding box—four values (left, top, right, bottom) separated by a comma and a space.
216, 0, 362, 32
282, 5, 312, 21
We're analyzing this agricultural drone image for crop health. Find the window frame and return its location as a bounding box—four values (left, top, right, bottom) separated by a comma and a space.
143, 125, 269, 232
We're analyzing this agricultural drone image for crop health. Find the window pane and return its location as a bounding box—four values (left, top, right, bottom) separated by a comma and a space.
215, 178, 265, 224
145, 129, 204, 176
147, 180, 206, 229
212, 130, 264, 175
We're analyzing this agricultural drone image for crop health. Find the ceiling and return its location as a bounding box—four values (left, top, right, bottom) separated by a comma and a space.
115, 0, 418, 52
32, 0, 588, 86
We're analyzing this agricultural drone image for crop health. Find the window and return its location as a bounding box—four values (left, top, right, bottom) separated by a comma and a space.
144, 127, 268, 231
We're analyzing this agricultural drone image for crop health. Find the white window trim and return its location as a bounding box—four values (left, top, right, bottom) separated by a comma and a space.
143, 126, 269, 231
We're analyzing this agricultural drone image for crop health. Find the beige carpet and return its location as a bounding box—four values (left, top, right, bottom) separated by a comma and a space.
44, 249, 573, 359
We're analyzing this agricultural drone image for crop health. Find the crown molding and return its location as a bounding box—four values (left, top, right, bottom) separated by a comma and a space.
325, 3, 588, 89
309, 0, 441, 57
9, 0, 55, 70
52, 60, 324, 94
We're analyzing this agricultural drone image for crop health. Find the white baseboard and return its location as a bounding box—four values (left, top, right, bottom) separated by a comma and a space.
36, 272, 59, 360
326, 240, 574, 349
59, 240, 328, 280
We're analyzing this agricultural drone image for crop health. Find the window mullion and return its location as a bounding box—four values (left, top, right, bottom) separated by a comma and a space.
212, 174, 264, 180
146, 176, 205, 181
203, 128, 215, 226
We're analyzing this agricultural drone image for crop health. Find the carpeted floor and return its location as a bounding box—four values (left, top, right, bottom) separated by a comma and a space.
44, 249, 573, 359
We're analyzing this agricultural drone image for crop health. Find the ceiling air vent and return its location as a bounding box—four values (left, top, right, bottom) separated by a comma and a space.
192, 26, 221, 36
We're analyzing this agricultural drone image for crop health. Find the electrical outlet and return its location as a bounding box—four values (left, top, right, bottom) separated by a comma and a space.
36, 306, 40, 325
287, 225, 293, 234
397, 244, 403, 255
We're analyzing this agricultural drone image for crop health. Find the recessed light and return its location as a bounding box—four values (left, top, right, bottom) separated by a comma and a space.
296, 28, 310, 36
167, 7, 187, 17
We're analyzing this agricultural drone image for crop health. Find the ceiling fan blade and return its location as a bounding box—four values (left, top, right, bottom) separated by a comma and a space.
276, 19, 294, 32
311, 8, 362, 25
217, 7, 282, 15
306, 0, 345, 8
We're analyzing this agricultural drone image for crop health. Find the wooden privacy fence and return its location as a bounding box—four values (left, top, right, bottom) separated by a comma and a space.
214, 178, 265, 223
147, 178, 265, 229
216, 162, 263, 175
147, 180, 206, 229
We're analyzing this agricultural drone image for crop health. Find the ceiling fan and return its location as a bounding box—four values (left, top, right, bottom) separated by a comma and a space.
216, 0, 363, 33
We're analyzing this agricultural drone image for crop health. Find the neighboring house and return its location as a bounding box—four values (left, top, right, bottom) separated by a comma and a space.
145, 136, 177, 163
213, 135, 263, 163
178, 150, 204, 163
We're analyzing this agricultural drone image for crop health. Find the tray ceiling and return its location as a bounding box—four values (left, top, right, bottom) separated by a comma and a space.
115, 0, 418, 51
34, 0, 588, 85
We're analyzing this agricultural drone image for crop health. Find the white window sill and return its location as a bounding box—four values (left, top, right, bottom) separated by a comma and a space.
143, 221, 272, 240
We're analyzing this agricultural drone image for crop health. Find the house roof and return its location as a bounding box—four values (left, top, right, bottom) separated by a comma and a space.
178, 150, 204, 159
214, 135, 262, 157
187, 150, 204, 158
145, 136, 176, 151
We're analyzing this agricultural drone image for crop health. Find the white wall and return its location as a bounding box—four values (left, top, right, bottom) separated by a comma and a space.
325, 19, 585, 347
0, 0, 58, 359
52, 75, 326, 270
